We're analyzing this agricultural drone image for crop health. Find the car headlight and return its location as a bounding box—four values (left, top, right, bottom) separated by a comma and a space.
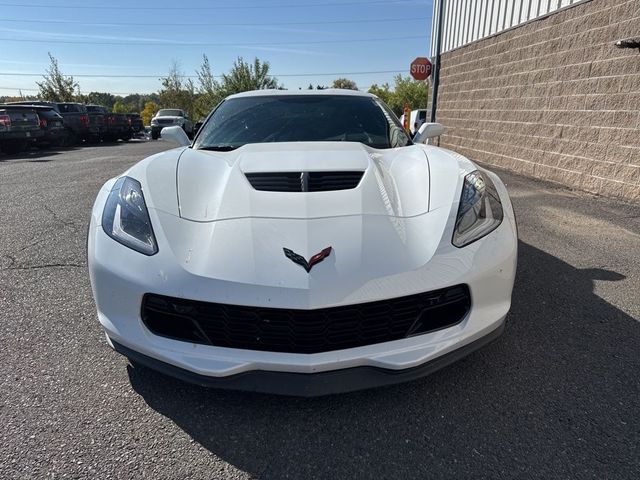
452, 170, 503, 248
101, 177, 158, 255
151, 119, 158, 125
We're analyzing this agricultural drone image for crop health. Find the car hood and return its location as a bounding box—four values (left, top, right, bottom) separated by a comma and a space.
110, 142, 477, 290
173, 142, 435, 222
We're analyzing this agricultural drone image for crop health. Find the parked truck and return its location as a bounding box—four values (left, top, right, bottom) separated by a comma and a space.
0, 105, 43, 154
9, 101, 96, 145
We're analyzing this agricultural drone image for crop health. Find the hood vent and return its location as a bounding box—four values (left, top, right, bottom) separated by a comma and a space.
245, 171, 364, 192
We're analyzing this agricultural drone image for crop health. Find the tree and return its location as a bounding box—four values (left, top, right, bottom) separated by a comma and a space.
158, 60, 196, 117
81, 91, 117, 109
368, 83, 393, 105
367, 75, 430, 116
219, 57, 280, 96
37, 53, 79, 102
388, 75, 430, 115
331, 78, 358, 90
112, 100, 129, 113
195, 54, 222, 119
140, 101, 160, 126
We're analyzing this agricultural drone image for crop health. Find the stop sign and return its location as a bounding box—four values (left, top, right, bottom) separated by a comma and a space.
410, 57, 432, 81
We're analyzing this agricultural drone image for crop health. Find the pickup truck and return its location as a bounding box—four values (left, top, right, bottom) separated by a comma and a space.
9, 101, 96, 145
126, 113, 144, 136
84, 105, 132, 142
85, 105, 106, 141
150, 108, 194, 140
0, 105, 44, 154
104, 112, 132, 142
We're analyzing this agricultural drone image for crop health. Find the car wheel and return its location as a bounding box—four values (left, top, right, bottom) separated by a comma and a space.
151, 131, 159, 140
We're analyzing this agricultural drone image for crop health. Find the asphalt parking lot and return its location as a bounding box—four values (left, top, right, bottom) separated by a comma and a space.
1, 140, 639, 479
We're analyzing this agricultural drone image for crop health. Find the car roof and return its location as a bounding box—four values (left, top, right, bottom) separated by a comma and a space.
226, 89, 376, 100
0, 104, 55, 110
7, 100, 54, 105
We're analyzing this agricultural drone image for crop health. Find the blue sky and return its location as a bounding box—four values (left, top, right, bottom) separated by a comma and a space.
0, 0, 433, 97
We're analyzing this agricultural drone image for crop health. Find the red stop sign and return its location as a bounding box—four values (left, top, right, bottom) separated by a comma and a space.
410, 57, 432, 81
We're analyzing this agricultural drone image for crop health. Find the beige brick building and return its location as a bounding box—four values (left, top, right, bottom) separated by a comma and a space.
431, 0, 640, 202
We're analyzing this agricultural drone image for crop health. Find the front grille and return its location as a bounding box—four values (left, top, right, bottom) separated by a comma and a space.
156, 119, 174, 125
141, 285, 471, 354
245, 171, 364, 192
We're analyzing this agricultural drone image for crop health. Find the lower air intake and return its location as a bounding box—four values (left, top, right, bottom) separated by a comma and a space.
141, 285, 471, 354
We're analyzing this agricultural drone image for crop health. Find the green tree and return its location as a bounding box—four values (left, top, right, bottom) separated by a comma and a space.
220, 57, 280, 96
194, 54, 222, 119
331, 78, 358, 90
367, 83, 393, 105
140, 101, 160, 126
388, 75, 430, 116
112, 100, 128, 113
82, 92, 117, 109
36, 53, 79, 102
158, 60, 196, 117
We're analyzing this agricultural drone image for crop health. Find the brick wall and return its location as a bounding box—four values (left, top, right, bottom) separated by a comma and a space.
437, 0, 640, 202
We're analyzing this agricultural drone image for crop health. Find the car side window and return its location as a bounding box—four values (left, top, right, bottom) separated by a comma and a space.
376, 100, 411, 148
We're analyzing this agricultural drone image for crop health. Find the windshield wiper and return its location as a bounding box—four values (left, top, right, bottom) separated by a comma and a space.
198, 145, 240, 152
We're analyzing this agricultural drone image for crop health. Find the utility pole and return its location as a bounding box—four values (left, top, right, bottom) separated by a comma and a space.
430, 0, 445, 123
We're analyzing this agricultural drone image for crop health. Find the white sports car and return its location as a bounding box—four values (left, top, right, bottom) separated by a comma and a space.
88, 90, 517, 396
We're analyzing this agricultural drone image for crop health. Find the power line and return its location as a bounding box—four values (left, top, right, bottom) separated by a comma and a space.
0, 34, 423, 47
0, 16, 431, 27
0, 69, 407, 78
0, 0, 426, 10
0, 86, 155, 95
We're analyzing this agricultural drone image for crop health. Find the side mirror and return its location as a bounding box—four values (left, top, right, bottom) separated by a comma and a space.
161, 126, 190, 146
413, 122, 444, 144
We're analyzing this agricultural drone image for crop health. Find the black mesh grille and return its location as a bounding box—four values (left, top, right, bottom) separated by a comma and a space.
141, 285, 471, 354
245, 171, 364, 192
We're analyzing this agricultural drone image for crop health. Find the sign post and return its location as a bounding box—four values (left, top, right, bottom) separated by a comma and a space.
410, 57, 433, 125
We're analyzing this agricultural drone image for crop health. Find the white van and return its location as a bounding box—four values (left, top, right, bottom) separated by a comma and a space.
399, 109, 431, 135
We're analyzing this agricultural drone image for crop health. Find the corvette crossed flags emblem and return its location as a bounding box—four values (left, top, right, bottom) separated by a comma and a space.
283, 247, 332, 273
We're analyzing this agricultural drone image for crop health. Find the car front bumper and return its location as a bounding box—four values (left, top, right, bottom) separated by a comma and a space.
111, 320, 505, 396
89, 199, 517, 395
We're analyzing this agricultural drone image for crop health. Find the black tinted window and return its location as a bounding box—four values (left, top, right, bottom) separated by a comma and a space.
38, 109, 60, 119
57, 103, 85, 113
157, 109, 183, 117
195, 95, 410, 150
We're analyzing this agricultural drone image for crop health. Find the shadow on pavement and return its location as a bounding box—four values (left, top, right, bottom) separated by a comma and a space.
0, 149, 65, 162
128, 241, 639, 478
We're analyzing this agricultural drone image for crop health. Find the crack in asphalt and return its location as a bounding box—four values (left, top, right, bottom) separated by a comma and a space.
43, 204, 83, 231
1, 262, 86, 271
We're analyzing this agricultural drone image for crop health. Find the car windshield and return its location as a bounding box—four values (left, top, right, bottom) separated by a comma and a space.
157, 109, 183, 117
194, 94, 411, 151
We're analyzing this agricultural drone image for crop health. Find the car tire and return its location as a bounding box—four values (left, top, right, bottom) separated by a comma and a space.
151, 131, 159, 140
